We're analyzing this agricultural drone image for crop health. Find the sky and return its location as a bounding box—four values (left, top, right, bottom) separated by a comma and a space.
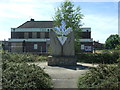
0, 0, 119, 43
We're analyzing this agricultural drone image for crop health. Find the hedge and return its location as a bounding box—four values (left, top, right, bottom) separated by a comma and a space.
2, 52, 53, 89
76, 51, 120, 64
2, 51, 48, 63
78, 64, 120, 88
2, 61, 52, 89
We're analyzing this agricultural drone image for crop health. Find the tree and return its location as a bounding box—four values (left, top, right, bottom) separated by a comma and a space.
53, 0, 84, 53
105, 34, 120, 49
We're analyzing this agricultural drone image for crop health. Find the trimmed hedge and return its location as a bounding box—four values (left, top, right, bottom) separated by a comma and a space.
2, 61, 52, 89
2, 52, 48, 62
2, 52, 53, 89
78, 51, 120, 89
78, 64, 120, 88
76, 51, 120, 64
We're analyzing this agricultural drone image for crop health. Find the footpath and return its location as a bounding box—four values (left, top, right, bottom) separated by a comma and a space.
29, 62, 98, 88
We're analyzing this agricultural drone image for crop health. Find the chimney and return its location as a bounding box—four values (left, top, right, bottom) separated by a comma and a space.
30, 18, 34, 21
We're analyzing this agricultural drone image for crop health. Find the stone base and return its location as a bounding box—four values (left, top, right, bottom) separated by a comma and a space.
48, 56, 76, 66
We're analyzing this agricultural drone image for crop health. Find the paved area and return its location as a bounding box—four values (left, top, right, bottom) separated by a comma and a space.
28, 62, 98, 88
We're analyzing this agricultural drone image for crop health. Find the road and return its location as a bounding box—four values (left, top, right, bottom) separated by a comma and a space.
29, 62, 97, 88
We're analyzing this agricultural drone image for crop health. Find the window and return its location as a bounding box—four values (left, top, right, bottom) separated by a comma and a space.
37, 32, 41, 38
19, 32, 24, 39
34, 44, 37, 49
81, 32, 91, 39
29, 32, 32, 38
81, 45, 84, 50
11, 32, 24, 39
45, 32, 49, 38
85, 46, 92, 51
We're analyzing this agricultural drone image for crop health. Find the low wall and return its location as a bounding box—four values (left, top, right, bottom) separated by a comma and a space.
48, 56, 76, 66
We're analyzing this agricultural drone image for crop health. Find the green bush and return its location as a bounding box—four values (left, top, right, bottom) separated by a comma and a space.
76, 51, 120, 64
78, 64, 120, 88
2, 61, 52, 89
2, 52, 48, 63
37, 56, 48, 62
117, 57, 120, 62
2, 51, 52, 89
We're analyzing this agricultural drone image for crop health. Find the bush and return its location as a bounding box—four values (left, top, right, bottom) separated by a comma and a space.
2, 52, 48, 63
2, 51, 52, 89
78, 64, 120, 88
76, 51, 120, 64
2, 61, 52, 89
37, 56, 48, 62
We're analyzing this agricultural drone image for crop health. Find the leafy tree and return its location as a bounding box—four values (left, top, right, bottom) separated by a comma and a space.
53, 0, 84, 53
105, 34, 120, 49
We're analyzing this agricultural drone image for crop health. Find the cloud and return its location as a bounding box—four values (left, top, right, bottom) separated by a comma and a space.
0, 0, 57, 40
0, 30, 11, 41
0, 0, 118, 42
0, 0, 56, 19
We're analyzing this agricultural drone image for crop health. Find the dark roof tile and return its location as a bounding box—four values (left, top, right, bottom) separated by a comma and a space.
17, 21, 53, 28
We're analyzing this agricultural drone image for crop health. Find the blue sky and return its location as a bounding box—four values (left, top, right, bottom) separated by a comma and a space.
0, 0, 119, 43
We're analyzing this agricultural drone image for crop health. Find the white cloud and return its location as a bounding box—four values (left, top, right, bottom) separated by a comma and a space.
0, 0, 57, 40
0, 30, 11, 41
0, 0, 55, 19
0, 0, 118, 43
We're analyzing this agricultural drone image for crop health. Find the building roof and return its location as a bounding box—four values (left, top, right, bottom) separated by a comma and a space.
18, 19, 53, 28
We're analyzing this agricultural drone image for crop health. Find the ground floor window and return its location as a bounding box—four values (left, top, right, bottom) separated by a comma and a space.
34, 44, 38, 49
84, 46, 92, 51
81, 44, 85, 50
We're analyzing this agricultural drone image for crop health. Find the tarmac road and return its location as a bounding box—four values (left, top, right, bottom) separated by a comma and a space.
29, 62, 98, 88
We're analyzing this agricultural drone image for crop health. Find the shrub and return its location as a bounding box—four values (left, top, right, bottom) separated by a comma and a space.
2, 51, 52, 89
37, 56, 48, 62
2, 52, 48, 63
117, 57, 120, 62
76, 51, 120, 64
78, 64, 120, 88
2, 61, 52, 89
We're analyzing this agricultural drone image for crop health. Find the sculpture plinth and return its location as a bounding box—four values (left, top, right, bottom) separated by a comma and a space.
48, 20, 76, 66
48, 56, 76, 66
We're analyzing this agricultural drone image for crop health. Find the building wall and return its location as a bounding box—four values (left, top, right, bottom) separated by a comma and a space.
81, 32, 91, 39
11, 32, 49, 39
93, 41, 104, 50
9, 27, 93, 53
9, 42, 47, 54
10, 42, 23, 52
25, 42, 46, 53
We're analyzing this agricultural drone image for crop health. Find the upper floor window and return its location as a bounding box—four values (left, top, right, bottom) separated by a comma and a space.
37, 32, 41, 38
45, 32, 49, 38
81, 32, 91, 39
29, 32, 32, 38
11, 32, 24, 39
